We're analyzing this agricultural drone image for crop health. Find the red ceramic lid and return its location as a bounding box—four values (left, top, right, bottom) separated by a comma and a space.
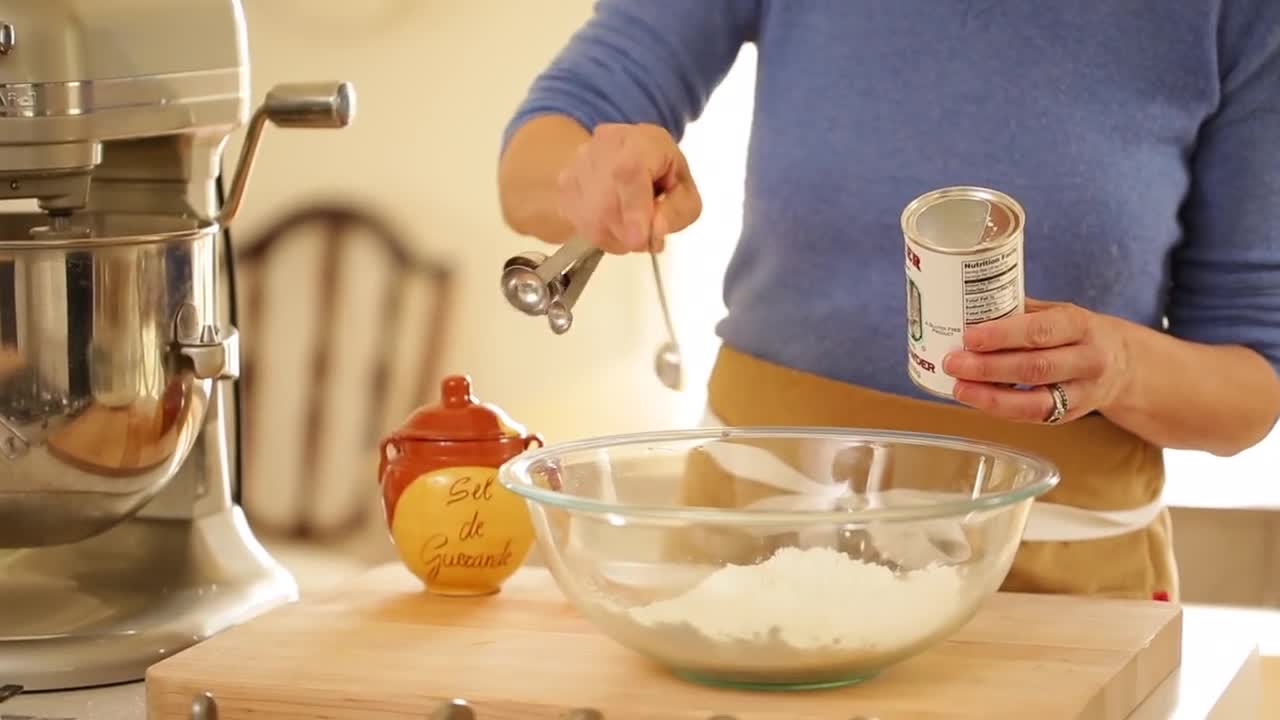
391, 374, 527, 442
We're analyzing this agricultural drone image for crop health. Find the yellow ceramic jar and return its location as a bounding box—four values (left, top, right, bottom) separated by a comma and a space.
377, 375, 542, 595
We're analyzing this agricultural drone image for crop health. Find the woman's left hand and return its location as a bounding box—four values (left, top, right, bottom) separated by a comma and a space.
942, 298, 1134, 424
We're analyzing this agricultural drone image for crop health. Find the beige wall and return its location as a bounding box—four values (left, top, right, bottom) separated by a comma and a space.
229, 0, 711, 452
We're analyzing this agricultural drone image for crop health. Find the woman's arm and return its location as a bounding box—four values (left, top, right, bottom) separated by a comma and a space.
946, 301, 1280, 456
1147, 0, 1280, 454
1105, 320, 1280, 456
499, 115, 589, 243
946, 0, 1280, 456
497, 0, 757, 243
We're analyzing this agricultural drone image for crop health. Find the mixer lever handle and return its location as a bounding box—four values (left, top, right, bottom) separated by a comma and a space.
261, 82, 357, 129
217, 81, 357, 227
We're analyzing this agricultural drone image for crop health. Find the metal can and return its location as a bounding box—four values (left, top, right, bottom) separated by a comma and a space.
901, 186, 1026, 399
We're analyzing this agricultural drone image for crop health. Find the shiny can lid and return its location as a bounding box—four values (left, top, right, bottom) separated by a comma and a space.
901, 185, 1025, 254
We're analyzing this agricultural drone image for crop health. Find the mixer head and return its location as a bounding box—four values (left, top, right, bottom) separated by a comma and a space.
0, 0, 353, 231
0, 0, 356, 547
0, 1, 253, 214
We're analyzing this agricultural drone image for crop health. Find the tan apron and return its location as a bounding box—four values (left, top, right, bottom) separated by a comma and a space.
676, 345, 1178, 602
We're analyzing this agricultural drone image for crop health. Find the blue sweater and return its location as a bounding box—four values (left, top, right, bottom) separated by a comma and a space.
504, 0, 1280, 403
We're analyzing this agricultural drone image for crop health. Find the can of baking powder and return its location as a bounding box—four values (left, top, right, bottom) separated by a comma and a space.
901, 186, 1026, 399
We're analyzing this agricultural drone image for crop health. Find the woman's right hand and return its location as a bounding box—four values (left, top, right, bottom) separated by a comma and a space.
557, 122, 702, 254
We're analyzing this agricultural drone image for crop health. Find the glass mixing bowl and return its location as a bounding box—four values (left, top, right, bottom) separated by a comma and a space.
499, 427, 1060, 691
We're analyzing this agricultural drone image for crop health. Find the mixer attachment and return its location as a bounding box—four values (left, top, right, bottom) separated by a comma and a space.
218, 82, 356, 227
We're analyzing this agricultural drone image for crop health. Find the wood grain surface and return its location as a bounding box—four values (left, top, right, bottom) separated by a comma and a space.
146, 564, 1182, 719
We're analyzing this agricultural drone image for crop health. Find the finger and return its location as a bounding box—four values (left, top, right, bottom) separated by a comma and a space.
556, 163, 604, 247
596, 126, 668, 252
604, 139, 658, 250
573, 189, 628, 254
654, 180, 702, 237
1024, 297, 1057, 312
651, 195, 669, 243
613, 160, 656, 251
592, 221, 632, 255
952, 380, 1091, 424
582, 142, 637, 253
964, 303, 1091, 351
943, 345, 1106, 385
648, 199, 667, 253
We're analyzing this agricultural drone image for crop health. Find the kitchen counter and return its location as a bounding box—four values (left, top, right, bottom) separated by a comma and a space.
1130, 604, 1263, 719
2, 603, 1262, 719
1162, 439, 1279, 511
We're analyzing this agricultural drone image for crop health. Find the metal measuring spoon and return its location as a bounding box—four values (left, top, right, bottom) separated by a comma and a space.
649, 234, 683, 391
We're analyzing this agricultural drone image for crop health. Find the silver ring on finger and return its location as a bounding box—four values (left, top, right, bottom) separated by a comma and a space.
1044, 382, 1069, 425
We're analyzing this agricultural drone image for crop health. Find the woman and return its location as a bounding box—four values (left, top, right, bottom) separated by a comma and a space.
496, 1, 1280, 601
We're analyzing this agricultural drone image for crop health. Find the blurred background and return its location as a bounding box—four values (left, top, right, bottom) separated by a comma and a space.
227, 0, 1277, 636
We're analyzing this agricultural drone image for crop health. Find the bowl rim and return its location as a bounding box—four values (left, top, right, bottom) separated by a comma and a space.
497, 426, 1061, 526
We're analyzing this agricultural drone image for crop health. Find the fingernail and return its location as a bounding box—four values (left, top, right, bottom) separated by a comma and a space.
944, 352, 970, 374
652, 215, 669, 239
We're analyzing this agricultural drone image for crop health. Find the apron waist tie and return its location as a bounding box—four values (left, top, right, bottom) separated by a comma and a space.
697, 408, 1165, 544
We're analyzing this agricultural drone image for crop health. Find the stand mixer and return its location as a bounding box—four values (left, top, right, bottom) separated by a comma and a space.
0, 0, 355, 692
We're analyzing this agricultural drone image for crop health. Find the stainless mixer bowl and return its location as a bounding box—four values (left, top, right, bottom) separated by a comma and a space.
0, 211, 235, 547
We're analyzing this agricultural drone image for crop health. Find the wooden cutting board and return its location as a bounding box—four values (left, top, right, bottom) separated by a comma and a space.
146, 564, 1181, 720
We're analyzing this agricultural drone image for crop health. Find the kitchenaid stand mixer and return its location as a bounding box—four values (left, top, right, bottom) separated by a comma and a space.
0, 0, 355, 691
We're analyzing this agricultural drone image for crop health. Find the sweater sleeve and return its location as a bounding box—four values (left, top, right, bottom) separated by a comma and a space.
1166, 0, 1280, 374
501, 0, 758, 149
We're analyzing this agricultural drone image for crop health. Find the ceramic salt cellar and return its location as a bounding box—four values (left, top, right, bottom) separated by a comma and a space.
377, 374, 542, 595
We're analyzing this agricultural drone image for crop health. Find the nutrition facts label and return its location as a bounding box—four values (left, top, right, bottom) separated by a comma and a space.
961, 246, 1020, 325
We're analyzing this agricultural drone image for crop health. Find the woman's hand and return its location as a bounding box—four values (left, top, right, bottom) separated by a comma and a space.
942, 298, 1134, 424
557, 122, 702, 254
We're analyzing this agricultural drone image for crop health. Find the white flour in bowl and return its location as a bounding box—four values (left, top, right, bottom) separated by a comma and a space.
624, 546, 965, 651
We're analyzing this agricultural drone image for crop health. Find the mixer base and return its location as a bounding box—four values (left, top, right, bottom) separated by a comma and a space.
0, 506, 297, 692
